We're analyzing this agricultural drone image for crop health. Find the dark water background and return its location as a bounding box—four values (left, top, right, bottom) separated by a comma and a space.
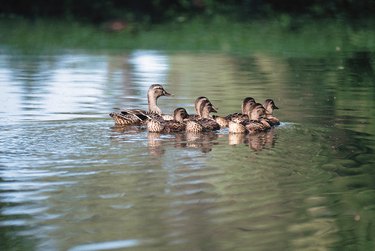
1, 50, 375, 250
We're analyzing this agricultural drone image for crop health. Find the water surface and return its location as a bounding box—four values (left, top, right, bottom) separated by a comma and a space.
1, 50, 375, 251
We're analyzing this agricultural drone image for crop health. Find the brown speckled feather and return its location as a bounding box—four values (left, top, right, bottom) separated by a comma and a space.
147, 107, 188, 133
109, 112, 144, 126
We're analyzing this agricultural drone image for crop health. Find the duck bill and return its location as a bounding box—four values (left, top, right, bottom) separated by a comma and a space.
210, 106, 218, 113
163, 90, 172, 96
273, 105, 279, 109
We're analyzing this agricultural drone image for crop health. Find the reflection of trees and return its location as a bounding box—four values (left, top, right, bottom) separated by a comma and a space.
322, 128, 375, 250
0, 175, 37, 250
335, 51, 375, 134
4, 54, 57, 110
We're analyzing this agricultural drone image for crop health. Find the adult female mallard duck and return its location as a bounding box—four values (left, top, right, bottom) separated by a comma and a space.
109, 84, 172, 126
228, 103, 271, 134
147, 107, 188, 133
263, 99, 280, 126
186, 100, 221, 132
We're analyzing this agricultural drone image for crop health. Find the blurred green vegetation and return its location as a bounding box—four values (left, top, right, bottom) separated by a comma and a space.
1, 1, 375, 54
1, 0, 375, 23
0, 16, 374, 55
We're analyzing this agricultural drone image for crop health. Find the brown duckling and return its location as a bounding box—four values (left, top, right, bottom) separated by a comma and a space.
147, 107, 188, 133
187, 96, 218, 120
109, 84, 172, 126
186, 100, 220, 132
227, 97, 256, 121
229, 103, 271, 134
213, 97, 256, 127
245, 105, 271, 134
263, 99, 280, 126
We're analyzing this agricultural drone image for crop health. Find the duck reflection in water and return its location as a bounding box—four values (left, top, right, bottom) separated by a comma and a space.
246, 128, 277, 151
184, 131, 219, 153
147, 132, 166, 156
228, 128, 277, 151
147, 131, 219, 156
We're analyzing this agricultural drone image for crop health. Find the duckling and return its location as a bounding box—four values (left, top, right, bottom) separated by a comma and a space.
186, 100, 220, 132
109, 84, 172, 126
187, 96, 218, 120
147, 107, 188, 133
227, 97, 256, 121
245, 105, 271, 134
195, 96, 209, 116
213, 97, 256, 128
228, 103, 271, 134
263, 99, 280, 126
185, 120, 205, 133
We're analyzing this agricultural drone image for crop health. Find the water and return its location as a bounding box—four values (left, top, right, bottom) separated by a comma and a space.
1, 50, 375, 251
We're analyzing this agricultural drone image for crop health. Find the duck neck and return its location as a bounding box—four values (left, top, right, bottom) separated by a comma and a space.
249, 111, 259, 121
242, 103, 250, 114
200, 108, 211, 119
195, 99, 204, 117
148, 93, 161, 114
265, 105, 273, 115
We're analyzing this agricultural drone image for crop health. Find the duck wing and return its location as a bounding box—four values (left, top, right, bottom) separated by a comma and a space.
198, 118, 220, 131
163, 121, 186, 133
110, 108, 157, 126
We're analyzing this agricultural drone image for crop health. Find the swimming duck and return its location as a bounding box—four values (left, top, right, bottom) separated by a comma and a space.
186, 100, 221, 132
263, 99, 280, 126
186, 96, 218, 120
199, 100, 221, 130
227, 97, 256, 121
228, 103, 271, 134
109, 84, 172, 126
212, 97, 256, 127
147, 107, 188, 133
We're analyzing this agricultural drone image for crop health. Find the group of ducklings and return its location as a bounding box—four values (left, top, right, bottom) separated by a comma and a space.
109, 84, 280, 134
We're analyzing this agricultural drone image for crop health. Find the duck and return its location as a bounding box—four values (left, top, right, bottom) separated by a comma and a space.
186, 96, 218, 120
186, 100, 221, 132
228, 103, 271, 134
227, 97, 256, 121
212, 97, 256, 127
147, 107, 188, 133
109, 84, 172, 126
263, 99, 280, 126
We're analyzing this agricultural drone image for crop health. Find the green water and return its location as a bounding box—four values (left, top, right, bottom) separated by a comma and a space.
0, 47, 375, 250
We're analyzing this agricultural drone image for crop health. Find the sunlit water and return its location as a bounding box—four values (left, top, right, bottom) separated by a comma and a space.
1, 50, 375, 251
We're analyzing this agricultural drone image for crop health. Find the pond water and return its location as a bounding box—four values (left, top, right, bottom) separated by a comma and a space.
1, 50, 375, 251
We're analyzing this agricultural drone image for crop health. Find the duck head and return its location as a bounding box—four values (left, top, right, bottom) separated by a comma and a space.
148, 84, 172, 114
195, 96, 209, 115
248, 103, 267, 121
200, 100, 218, 118
194, 96, 218, 116
173, 107, 189, 122
241, 97, 256, 114
263, 99, 279, 114
149, 84, 172, 98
